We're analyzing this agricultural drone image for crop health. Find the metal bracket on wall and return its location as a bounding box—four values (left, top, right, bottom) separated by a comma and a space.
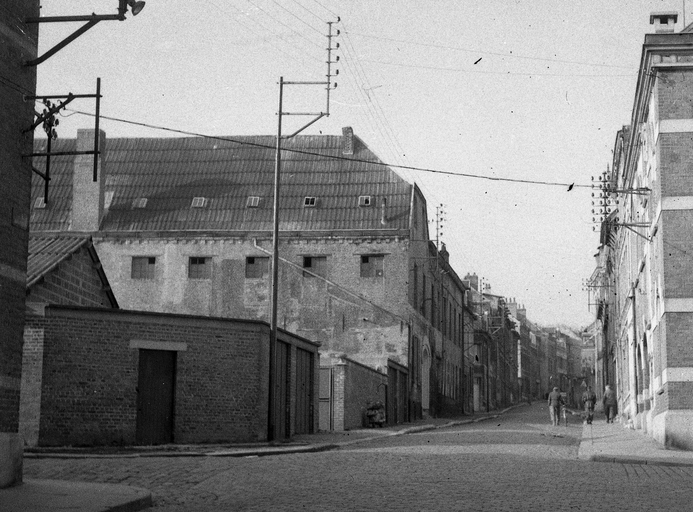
22, 78, 102, 205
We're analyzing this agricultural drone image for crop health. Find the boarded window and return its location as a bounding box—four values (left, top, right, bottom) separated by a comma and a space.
131, 256, 156, 279
303, 256, 327, 278
360, 254, 384, 278
246, 256, 269, 278
188, 257, 211, 279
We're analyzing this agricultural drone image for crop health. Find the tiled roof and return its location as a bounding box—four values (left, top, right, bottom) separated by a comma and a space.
27, 234, 90, 287
27, 234, 119, 308
31, 132, 413, 234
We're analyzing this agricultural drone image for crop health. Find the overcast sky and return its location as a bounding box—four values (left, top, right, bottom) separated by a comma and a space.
33, 0, 689, 328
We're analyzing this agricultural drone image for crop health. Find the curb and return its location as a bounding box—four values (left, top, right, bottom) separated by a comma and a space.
24, 405, 526, 460
589, 454, 693, 467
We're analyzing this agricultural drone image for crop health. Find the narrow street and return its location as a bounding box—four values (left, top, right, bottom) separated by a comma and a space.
23, 403, 693, 511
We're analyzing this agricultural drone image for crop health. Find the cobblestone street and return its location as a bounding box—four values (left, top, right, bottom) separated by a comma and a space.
23, 404, 693, 511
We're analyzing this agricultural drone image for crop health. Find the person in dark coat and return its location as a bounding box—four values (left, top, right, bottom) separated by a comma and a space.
547, 387, 563, 426
603, 384, 617, 423
582, 385, 597, 424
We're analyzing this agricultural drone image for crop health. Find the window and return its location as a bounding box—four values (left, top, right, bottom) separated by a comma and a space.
247, 196, 260, 208
303, 256, 327, 278
132, 197, 148, 209
188, 257, 211, 279
304, 196, 317, 207
358, 195, 372, 207
191, 197, 207, 208
360, 254, 384, 278
131, 256, 156, 279
34, 197, 46, 209
246, 256, 269, 278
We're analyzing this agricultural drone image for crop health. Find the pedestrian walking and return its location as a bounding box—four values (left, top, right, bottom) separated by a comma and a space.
547, 387, 564, 426
581, 385, 597, 424
603, 384, 617, 423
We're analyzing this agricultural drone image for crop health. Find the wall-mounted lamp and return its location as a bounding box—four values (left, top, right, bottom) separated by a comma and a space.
25, 0, 146, 66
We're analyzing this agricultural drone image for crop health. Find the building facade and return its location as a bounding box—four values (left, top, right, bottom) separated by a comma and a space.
591, 12, 693, 449
30, 128, 473, 424
0, 1, 39, 488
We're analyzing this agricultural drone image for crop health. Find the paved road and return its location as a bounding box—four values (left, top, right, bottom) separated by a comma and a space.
24, 403, 693, 511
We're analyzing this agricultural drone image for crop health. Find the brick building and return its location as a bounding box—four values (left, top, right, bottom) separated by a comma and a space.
591, 12, 693, 448
0, 1, 39, 488
20, 234, 319, 445
30, 127, 473, 426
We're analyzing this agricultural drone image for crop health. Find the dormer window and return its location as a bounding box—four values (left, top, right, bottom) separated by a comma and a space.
132, 197, 148, 209
358, 195, 372, 207
247, 196, 261, 208
304, 196, 317, 207
191, 197, 207, 208
34, 197, 46, 209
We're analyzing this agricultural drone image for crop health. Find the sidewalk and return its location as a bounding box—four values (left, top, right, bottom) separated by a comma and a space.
578, 419, 693, 466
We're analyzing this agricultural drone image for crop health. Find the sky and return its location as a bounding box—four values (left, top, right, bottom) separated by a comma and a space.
32, 0, 691, 328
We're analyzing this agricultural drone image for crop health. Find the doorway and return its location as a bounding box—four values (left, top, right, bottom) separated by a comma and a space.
136, 349, 176, 445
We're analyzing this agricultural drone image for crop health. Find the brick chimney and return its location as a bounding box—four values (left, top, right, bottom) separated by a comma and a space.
342, 126, 354, 155
650, 12, 678, 33
71, 129, 106, 232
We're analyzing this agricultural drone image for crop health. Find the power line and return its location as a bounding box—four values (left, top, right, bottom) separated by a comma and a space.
244, 0, 324, 51
360, 59, 634, 78
348, 31, 636, 70
63, 107, 592, 189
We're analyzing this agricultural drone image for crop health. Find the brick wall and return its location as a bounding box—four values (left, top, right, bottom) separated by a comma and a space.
658, 70, 693, 120
27, 245, 114, 307
0, 1, 39, 434
24, 306, 318, 446
331, 357, 387, 430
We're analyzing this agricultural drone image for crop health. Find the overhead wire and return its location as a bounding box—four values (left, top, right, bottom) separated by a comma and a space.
348, 31, 636, 70
202, 0, 319, 66
361, 59, 634, 78
270, 0, 325, 37
244, 0, 325, 51
61, 107, 592, 189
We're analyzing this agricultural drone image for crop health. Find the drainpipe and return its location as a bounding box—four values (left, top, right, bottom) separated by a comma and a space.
631, 286, 639, 421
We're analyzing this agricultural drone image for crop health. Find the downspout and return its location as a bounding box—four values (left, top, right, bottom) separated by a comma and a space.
631, 286, 639, 421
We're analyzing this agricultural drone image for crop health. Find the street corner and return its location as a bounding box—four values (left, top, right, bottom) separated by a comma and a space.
0, 479, 152, 512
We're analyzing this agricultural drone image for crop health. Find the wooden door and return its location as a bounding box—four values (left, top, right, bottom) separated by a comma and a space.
272, 341, 290, 440
136, 349, 176, 445
294, 348, 313, 434
318, 367, 333, 431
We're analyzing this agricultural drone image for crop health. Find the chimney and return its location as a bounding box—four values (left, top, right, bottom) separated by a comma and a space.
650, 12, 678, 33
71, 129, 106, 232
342, 126, 354, 155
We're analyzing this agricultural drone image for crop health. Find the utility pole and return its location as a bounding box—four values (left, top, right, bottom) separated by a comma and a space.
267, 21, 339, 441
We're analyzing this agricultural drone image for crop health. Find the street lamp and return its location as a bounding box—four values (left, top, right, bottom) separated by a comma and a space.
25, 0, 146, 66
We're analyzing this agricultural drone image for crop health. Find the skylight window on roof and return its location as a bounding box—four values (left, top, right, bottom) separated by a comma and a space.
132, 197, 148, 209
358, 195, 372, 207
191, 197, 208, 208
34, 197, 46, 209
247, 196, 261, 208
304, 196, 317, 207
